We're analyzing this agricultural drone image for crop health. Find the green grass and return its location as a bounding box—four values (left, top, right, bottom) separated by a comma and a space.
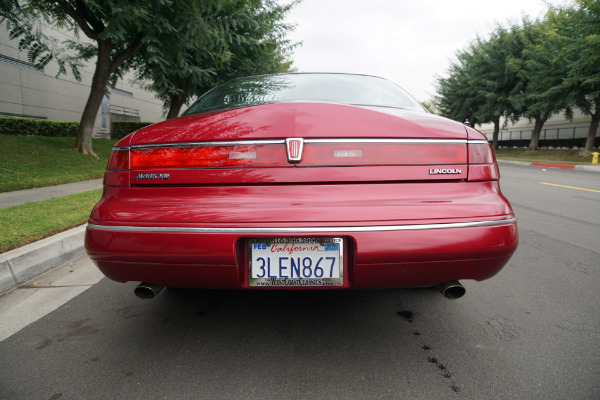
495, 148, 595, 164
0, 189, 102, 253
0, 135, 117, 192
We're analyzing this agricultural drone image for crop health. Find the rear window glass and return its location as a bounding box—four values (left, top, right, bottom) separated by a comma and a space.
183, 73, 425, 115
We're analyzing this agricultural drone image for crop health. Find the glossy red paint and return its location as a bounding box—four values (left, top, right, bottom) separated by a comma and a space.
103, 170, 130, 187
86, 223, 517, 289
128, 103, 469, 145
468, 165, 501, 181
89, 182, 512, 225
128, 165, 469, 185
86, 99, 518, 291
465, 125, 487, 140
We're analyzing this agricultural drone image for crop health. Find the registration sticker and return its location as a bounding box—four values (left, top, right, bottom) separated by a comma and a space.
249, 238, 343, 287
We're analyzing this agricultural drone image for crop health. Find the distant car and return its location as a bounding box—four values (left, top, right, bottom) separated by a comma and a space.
85, 73, 518, 299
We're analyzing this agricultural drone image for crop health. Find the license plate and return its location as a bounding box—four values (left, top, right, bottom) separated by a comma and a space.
249, 238, 343, 287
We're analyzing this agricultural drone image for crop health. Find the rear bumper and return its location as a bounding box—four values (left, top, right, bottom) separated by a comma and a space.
85, 219, 518, 289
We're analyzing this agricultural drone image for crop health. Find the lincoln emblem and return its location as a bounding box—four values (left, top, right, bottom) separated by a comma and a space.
286, 138, 304, 163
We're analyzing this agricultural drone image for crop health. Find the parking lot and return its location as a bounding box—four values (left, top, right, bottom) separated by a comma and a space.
1, 163, 599, 400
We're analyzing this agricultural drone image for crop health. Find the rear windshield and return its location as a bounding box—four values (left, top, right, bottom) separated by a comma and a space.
183, 73, 425, 115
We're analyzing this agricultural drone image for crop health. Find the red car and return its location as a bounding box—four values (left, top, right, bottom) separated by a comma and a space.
86, 73, 518, 299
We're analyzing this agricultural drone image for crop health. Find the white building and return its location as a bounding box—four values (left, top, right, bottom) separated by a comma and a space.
478, 110, 595, 148
0, 21, 164, 137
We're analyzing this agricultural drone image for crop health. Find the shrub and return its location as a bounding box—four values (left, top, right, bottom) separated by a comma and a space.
0, 117, 78, 137
36, 120, 79, 137
0, 117, 38, 135
111, 120, 154, 139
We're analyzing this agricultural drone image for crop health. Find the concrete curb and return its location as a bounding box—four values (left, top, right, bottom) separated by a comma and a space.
0, 225, 86, 293
498, 159, 600, 172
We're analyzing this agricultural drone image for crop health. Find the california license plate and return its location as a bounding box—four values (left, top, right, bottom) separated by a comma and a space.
249, 238, 343, 287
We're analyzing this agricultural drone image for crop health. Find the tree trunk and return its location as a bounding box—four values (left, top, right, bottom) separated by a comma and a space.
492, 116, 500, 151
166, 93, 187, 120
584, 111, 599, 152
73, 38, 143, 154
75, 41, 112, 155
527, 114, 545, 151
166, 79, 189, 120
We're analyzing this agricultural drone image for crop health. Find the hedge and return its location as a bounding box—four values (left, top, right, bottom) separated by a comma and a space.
111, 120, 153, 139
0, 117, 79, 137
497, 137, 600, 149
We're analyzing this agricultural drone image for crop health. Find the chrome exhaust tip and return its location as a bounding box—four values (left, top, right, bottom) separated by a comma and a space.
134, 282, 164, 300
436, 280, 466, 300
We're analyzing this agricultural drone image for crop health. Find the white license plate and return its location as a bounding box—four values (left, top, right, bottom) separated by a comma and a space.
249, 238, 343, 287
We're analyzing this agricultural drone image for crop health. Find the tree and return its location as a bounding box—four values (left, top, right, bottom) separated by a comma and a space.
549, 0, 600, 153
506, 17, 568, 151
436, 28, 518, 150
435, 4, 599, 152
0, 0, 240, 155
435, 47, 484, 127
135, 0, 299, 120
473, 27, 523, 151
0, 0, 83, 78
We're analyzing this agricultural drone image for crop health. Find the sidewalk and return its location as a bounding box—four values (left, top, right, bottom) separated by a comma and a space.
0, 178, 103, 209
1, 179, 103, 293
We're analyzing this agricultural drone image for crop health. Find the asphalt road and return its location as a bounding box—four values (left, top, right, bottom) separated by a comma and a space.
1, 164, 599, 400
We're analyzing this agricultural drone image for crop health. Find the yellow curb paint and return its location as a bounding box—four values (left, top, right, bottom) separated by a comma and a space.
540, 182, 600, 193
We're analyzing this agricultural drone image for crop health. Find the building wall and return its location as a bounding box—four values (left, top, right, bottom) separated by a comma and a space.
477, 109, 595, 146
0, 21, 164, 136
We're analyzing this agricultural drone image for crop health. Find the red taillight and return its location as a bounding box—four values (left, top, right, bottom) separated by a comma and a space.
467, 143, 499, 181
302, 141, 467, 166
468, 143, 496, 164
116, 139, 487, 183
105, 149, 131, 187
107, 149, 130, 170
130, 144, 287, 169
124, 141, 473, 168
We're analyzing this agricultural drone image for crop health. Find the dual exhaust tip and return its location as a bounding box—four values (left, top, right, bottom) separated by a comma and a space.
134, 280, 466, 300
134, 282, 164, 300
435, 280, 466, 300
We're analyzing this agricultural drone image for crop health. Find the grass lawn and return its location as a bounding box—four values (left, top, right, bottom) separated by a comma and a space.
0, 135, 117, 192
495, 148, 595, 164
0, 189, 102, 253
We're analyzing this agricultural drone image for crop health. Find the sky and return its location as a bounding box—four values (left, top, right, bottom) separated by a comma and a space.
284, 0, 565, 102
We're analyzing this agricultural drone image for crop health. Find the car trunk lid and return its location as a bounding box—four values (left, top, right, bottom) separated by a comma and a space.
105, 103, 496, 186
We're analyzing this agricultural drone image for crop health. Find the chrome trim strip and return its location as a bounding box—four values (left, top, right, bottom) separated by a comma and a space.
88, 218, 516, 234
130, 140, 285, 150
305, 139, 467, 144
113, 138, 489, 151
468, 140, 490, 144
